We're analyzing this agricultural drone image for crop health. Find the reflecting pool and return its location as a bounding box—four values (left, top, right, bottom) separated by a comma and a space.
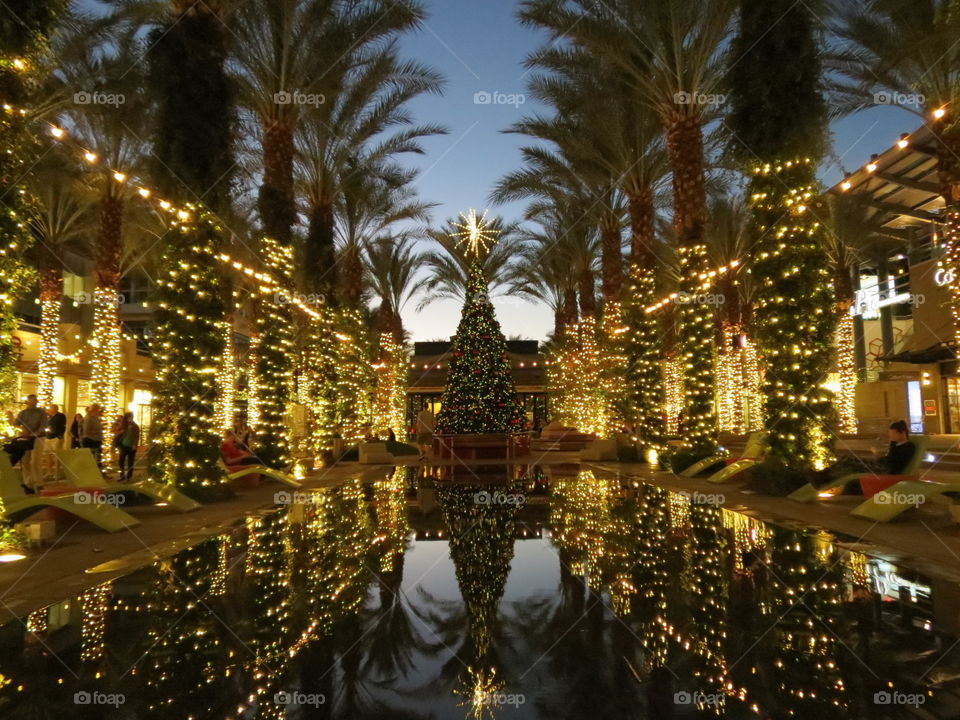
0, 465, 956, 719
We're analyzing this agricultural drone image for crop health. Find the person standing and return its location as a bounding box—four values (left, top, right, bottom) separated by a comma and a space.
117, 412, 140, 482
415, 402, 435, 461
3, 395, 48, 489
43, 403, 68, 479
81, 404, 104, 467
69, 412, 83, 448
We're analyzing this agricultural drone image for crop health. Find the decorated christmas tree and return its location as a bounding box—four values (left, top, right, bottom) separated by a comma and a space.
436, 211, 525, 434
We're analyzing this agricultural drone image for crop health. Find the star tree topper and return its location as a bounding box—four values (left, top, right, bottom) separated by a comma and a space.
453, 208, 500, 256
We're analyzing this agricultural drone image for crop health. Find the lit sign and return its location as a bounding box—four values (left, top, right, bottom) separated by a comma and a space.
935, 267, 956, 286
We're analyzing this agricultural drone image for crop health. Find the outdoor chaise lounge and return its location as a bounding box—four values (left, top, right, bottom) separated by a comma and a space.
787, 436, 929, 503
675, 432, 768, 483
0, 452, 140, 532
219, 459, 302, 488
850, 478, 960, 522
55, 448, 201, 513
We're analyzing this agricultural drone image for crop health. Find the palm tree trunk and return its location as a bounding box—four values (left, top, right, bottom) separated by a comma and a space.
339, 241, 363, 309
259, 119, 295, 244
557, 286, 578, 339
578, 268, 596, 319
664, 114, 716, 454
37, 246, 62, 407
91, 191, 123, 421
628, 188, 656, 268
305, 200, 336, 300
936, 124, 960, 350
599, 218, 623, 308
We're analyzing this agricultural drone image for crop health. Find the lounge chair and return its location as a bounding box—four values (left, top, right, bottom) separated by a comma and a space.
851, 478, 960, 522
788, 436, 930, 503
697, 432, 768, 484
0, 452, 140, 532
55, 448, 201, 513
219, 459, 302, 488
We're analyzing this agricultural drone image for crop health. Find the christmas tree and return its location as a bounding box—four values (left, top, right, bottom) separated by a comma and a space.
436, 212, 525, 434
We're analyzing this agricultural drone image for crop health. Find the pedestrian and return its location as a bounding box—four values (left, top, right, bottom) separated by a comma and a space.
69, 412, 83, 448
2, 394, 48, 490
81, 404, 105, 467
415, 402, 435, 461
43, 403, 67, 479
117, 411, 140, 482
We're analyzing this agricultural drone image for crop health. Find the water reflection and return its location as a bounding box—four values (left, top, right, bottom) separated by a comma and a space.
0, 466, 953, 719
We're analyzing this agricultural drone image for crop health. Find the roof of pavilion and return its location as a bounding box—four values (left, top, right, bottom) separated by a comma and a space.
828, 121, 944, 243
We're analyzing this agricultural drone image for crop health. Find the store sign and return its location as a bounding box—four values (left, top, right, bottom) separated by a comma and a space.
925, 399, 937, 416
878, 371, 920, 381
935, 267, 956, 287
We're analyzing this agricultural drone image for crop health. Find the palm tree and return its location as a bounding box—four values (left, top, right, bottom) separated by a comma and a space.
336, 162, 435, 310
521, 0, 737, 454
56, 28, 151, 420
364, 233, 425, 343
26, 149, 95, 407
830, 0, 960, 347
294, 44, 444, 300
418, 215, 524, 309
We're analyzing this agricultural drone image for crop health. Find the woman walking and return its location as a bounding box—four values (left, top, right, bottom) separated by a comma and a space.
117, 412, 140, 482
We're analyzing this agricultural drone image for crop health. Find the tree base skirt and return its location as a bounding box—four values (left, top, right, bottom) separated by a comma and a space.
432, 433, 530, 461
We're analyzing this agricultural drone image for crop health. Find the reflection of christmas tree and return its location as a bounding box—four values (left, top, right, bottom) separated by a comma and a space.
438, 484, 519, 716
766, 527, 848, 718
436, 260, 525, 434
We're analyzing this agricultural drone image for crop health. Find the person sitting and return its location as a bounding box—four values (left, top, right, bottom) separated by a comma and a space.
874, 420, 917, 475
3, 394, 48, 490
221, 431, 263, 467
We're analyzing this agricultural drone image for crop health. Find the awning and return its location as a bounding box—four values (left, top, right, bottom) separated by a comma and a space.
880, 342, 956, 364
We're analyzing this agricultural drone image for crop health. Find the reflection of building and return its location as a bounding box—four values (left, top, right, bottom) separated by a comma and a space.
830, 123, 959, 432
406, 340, 550, 432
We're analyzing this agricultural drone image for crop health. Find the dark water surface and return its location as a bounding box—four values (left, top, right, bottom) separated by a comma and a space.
0, 465, 957, 719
